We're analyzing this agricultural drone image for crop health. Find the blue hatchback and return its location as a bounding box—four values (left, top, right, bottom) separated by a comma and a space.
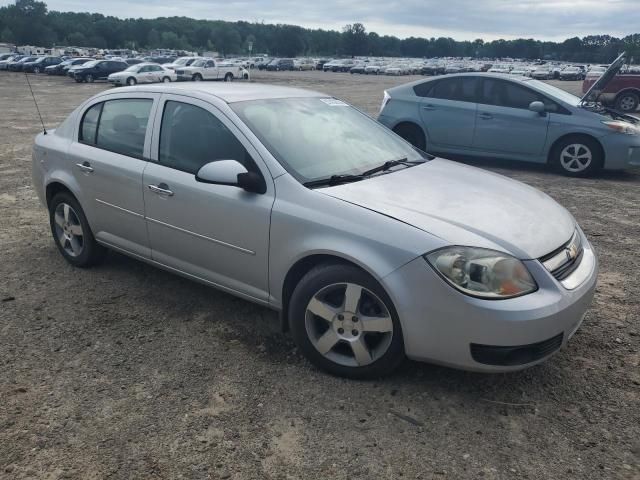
378, 58, 640, 176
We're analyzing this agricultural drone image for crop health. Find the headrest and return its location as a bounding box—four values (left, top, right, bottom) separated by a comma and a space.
113, 114, 139, 133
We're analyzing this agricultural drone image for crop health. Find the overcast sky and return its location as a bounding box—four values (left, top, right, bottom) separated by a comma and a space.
2, 0, 638, 41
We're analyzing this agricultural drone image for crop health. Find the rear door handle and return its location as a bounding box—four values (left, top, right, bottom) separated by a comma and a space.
422, 104, 436, 111
479, 112, 493, 120
148, 183, 174, 196
76, 161, 94, 173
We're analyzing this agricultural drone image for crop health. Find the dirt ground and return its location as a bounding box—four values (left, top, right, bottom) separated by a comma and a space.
0, 70, 639, 480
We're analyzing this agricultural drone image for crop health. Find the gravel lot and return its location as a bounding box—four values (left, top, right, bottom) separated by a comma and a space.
1, 70, 639, 480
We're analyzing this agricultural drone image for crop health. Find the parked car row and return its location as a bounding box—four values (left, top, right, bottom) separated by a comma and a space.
0, 53, 249, 85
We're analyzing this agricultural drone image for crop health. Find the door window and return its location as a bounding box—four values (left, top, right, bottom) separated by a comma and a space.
158, 101, 252, 174
429, 77, 477, 102
479, 79, 563, 112
79, 99, 152, 158
79, 103, 102, 145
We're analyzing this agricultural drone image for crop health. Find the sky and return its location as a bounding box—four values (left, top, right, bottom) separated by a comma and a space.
2, 0, 639, 41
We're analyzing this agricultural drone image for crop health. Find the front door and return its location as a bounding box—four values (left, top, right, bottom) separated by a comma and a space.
472, 78, 550, 156
143, 94, 273, 302
68, 94, 158, 257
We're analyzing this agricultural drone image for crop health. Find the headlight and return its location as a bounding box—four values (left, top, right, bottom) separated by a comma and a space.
425, 247, 537, 299
602, 120, 640, 135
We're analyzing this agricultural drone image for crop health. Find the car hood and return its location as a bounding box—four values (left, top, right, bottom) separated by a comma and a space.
319, 158, 575, 259
581, 51, 626, 103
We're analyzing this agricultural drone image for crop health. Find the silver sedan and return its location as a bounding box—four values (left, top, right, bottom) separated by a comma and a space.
31, 83, 597, 378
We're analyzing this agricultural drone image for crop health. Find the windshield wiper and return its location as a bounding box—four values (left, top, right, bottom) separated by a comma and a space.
304, 157, 427, 188
303, 173, 366, 188
358, 157, 425, 177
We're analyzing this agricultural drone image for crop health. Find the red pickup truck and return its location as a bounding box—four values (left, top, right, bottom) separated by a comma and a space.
582, 73, 640, 112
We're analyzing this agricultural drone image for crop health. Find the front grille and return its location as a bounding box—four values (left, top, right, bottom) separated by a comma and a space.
539, 230, 583, 281
470, 333, 564, 366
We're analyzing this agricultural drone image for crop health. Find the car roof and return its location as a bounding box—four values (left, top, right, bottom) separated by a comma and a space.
92, 82, 327, 103
387, 72, 534, 94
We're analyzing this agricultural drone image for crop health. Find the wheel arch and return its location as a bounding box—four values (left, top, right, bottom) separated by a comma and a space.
279, 253, 386, 332
615, 87, 640, 97
546, 132, 605, 166
45, 178, 81, 208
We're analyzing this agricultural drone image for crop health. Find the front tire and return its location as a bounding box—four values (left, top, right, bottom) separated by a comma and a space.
550, 135, 603, 177
34, 67, 41, 74
614, 91, 639, 112
49, 193, 106, 268
86, 74, 94, 83
289, 263, 405, 379
192, 74, 203, 82
126, 77, 137, 86
162, 76, 171, 83
224, 73, 233, 82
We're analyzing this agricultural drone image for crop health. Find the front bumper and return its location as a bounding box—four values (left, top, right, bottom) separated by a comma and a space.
382, 229, 598, 372
599, 131, 640, 169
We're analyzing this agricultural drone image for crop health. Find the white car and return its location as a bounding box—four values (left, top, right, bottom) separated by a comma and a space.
175, 58, 245, 82
108, 63, 176, 86
163, 56, 200, 71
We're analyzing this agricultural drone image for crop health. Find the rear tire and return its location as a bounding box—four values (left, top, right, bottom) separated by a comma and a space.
162, 76, 171, 83
393, 123, 426, 151
49, 193, 106, 268
550, 135, 603, 177
289, 263, 405, 379
614, 91, 639, 112
224, 73, 233, 82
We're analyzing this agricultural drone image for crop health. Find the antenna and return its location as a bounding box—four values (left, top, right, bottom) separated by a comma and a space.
24, 71, 47, 135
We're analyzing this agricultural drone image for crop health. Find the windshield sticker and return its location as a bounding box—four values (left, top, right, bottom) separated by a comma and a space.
320, 98, 349, 106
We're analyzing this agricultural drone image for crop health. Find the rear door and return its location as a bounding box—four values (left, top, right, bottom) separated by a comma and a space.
67, 93, 159, 257
472, 78, 550, 156
417, 76, 478, 149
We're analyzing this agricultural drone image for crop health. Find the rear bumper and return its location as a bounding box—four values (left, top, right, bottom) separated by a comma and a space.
382, 229, 598, 372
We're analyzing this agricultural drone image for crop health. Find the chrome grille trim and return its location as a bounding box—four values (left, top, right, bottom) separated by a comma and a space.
540, 230, 583, 280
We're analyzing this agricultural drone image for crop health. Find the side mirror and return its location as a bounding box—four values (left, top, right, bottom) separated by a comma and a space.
529, 101, 546, 115
196, 160, 266, 194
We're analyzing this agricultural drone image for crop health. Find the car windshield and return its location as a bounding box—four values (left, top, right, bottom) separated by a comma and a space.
527, 79, 581, 106
232, 97, 425, 183
81, 60, 98, 67
124, 65, 141, 72
175, 57, 190, 65
191, 59, 207, 67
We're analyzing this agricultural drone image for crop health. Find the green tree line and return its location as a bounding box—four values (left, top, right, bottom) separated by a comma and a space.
1, 0, 639, 62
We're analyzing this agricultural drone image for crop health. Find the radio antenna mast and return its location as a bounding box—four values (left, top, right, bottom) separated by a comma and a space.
24, 72, 47, 135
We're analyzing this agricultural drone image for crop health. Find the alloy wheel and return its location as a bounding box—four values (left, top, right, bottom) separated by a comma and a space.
560, 143, 592, 173
305, 282, 394, 367
53, 203, 84, 257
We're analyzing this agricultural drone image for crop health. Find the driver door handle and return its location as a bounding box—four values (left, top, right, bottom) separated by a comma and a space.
422, 104, 436, 111
148, 183, 174, 196
479, 112, 493, 120
76, 161, 94, 173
